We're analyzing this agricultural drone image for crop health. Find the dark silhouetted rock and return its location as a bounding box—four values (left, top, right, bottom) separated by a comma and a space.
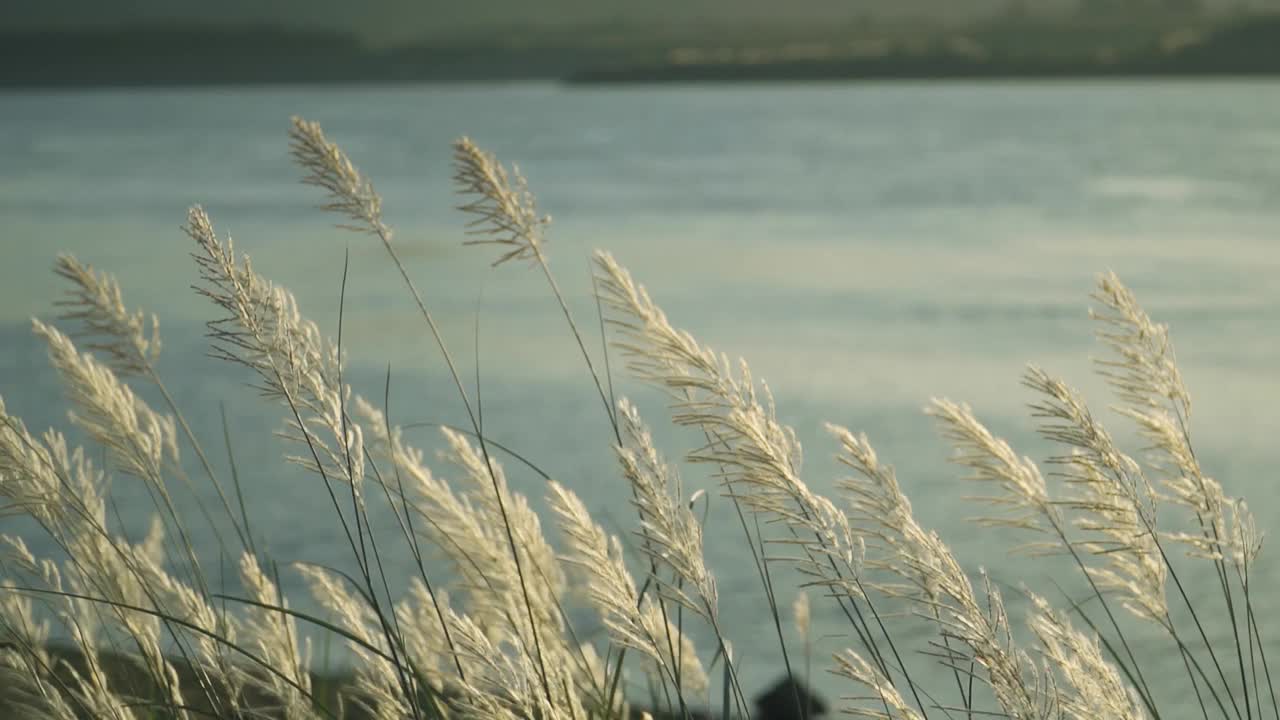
754, 676, 828, 720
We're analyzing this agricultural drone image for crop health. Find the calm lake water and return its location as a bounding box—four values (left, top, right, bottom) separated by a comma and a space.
3, 81, 1280, 715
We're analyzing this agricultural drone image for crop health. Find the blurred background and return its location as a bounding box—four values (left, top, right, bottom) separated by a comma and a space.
3, 1, 1280, 716
4, 0, 1280, 82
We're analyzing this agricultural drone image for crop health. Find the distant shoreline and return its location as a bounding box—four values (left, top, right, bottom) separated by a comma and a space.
6, 63, 1279, 91
4, 71, 1280, 91
564, 61, 1280, 85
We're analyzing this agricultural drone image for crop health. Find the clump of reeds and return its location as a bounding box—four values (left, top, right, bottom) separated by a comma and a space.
0, 115, 1271, 720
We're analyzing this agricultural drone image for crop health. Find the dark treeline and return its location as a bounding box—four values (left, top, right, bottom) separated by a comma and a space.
1, 14, 1278, 87
0, 24, 628, 86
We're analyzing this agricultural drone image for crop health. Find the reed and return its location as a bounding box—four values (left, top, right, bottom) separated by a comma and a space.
0, 116, 1271, 720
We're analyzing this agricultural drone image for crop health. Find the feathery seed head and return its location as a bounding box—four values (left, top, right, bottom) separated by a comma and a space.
33, 320, 178, 487
1027, 592, 1147, 720
792, 590, 810, 639
53, 254, 162, 377
832, 649, 924, 720
288, 116, 387, 238
1091, 271, 1190, 417
453, 137, 549, 266
928, 398, 1055, 542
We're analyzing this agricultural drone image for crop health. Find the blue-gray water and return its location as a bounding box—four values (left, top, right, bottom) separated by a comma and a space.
3, 81, 1280, 716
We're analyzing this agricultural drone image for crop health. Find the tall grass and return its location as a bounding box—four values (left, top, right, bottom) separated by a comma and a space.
0, 116, 1272, 720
